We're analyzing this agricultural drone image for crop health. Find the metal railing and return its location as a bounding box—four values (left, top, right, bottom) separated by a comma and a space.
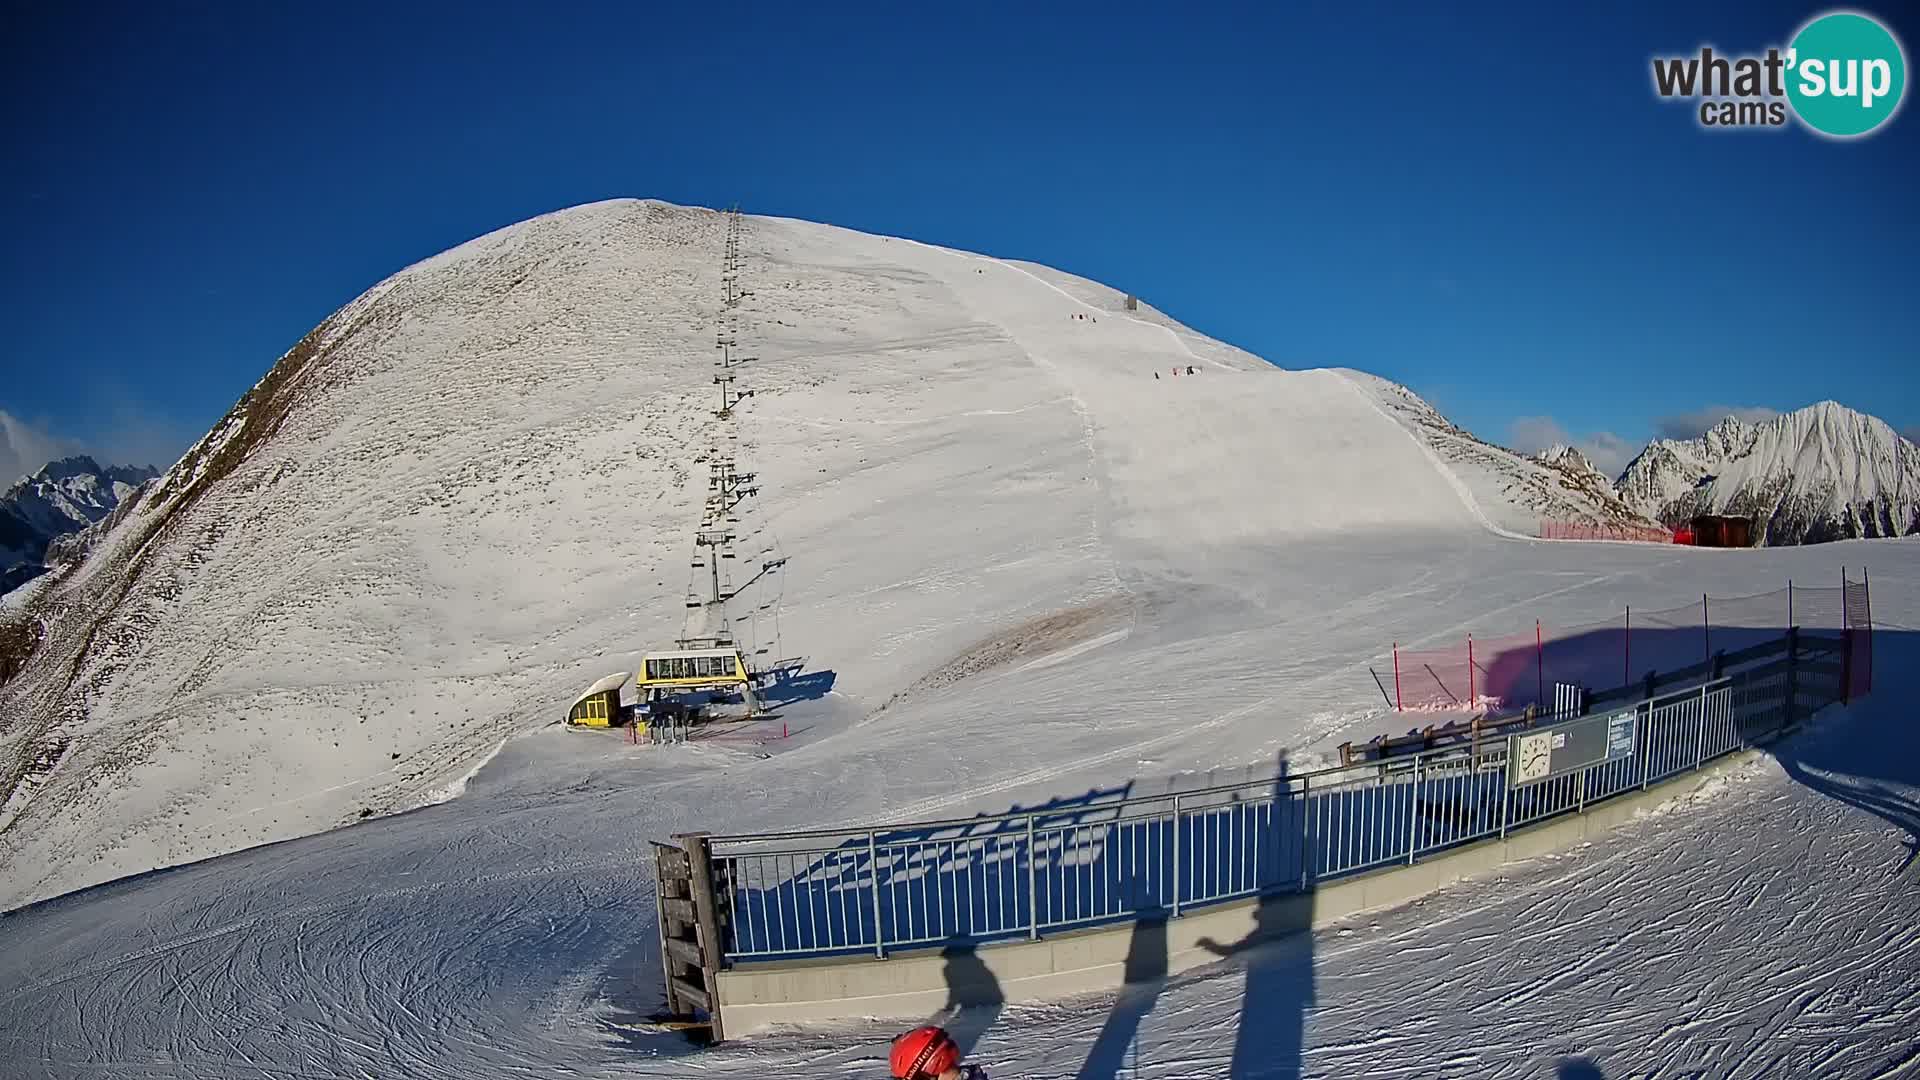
697, 629, 1854, 964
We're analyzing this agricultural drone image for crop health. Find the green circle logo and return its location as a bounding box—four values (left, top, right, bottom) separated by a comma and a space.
1786, 11, 1907, 137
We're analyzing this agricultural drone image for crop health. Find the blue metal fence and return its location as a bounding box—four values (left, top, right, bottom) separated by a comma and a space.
697, 630, 1846, 964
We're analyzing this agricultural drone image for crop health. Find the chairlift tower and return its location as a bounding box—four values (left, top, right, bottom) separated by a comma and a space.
672, 204, 789, 667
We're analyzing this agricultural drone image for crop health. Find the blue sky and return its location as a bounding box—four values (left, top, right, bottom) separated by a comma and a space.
1, 1, 1914, 482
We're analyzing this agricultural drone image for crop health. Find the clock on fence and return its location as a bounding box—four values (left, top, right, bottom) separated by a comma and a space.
1515, 732, 1553, 783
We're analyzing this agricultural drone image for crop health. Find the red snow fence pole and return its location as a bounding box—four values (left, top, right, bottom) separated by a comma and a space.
1467, 633, 1476, 708
1393, 643, 1403, 712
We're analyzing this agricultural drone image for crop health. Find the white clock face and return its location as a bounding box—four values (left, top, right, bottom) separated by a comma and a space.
1516, 733, 1553, 782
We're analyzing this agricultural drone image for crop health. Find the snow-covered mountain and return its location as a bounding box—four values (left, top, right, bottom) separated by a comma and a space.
0, 200, 1789, 907
1615, 402, 1919, 545
1, 199, 1918, 1080
0, 456, 158, 594
1352, 378, 1661, 536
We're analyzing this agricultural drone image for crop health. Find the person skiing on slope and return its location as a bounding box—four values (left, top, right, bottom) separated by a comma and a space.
890, 1025, 988, 1080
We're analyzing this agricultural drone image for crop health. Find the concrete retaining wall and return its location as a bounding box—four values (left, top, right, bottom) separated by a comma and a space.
715, 748, 1768, 1035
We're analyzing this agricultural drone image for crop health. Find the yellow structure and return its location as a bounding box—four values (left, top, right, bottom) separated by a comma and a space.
567, 671, 631, 727
636, 648, 759, 714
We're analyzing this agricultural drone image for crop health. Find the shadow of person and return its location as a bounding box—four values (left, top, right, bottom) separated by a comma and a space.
938, 939, 1005, 1058
1190, 754, 1313, 1079
1556, 1056, 1604, 1079
1074, 913, 1169, 1078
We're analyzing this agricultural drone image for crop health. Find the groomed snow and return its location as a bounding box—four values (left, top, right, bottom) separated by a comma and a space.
2, 201, 1916, 1077
0, 549, 1912, 1079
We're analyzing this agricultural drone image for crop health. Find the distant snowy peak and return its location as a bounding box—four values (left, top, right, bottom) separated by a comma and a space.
1615, 401, 1918, 544
2, 456, 160, 593
1533, 444, 1605, 481
1345, 373, 1660, 534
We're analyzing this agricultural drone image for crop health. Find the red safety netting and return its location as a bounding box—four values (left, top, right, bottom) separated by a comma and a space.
1539, 520, 1679, 543
1383, 577, 1872, 715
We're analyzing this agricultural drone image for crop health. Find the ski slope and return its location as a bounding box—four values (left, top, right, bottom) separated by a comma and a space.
0, 200, 1613, 908
2, 201, 1916, 1077
0, 548, 1913, 1079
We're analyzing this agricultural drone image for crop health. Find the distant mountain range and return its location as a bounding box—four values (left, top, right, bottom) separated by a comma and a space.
2, 456, 158, 594
1612, 401, 1917, 545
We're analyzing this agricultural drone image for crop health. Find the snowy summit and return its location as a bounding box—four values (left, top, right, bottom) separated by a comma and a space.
0, 200, 1915, 1080
1, 199, 1634, 906
0, 455, 157, 595
1616, 401, 1920, 543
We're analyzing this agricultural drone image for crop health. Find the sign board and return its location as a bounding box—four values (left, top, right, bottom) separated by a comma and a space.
1508, 708, 1636, 787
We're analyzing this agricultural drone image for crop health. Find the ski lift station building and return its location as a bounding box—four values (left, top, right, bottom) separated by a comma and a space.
564, 648, 761, 727
567, 671, 632, 727
638, 647, 760, 713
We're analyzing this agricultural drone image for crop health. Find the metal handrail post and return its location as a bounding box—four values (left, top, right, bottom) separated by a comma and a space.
1025, 814, 1039, 941
1695, 683, 1708, 768
1407, 756, 1421, 865
868, 831, 885, 958
1300, 778, 1312, 890
1499, 765, 1512, 839
1640, 705, 1652, 791
1170, 794, 1183, 918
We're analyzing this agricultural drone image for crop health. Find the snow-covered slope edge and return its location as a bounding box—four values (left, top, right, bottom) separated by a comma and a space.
1343, 371, 1662, 537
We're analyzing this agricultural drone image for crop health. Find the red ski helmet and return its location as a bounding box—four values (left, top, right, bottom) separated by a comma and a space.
890, 1025, 960, 1079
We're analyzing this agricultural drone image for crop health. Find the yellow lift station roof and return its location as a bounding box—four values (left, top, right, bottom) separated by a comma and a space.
570, 671, 631, 712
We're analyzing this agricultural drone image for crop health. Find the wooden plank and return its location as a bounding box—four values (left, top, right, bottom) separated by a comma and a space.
670, 977, 711, 1010
654, 871, 683, 1017
662, 897, 697, 923
653, 843, 692, 875
665, 936, 704, 967
679, 832, 728, 1043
